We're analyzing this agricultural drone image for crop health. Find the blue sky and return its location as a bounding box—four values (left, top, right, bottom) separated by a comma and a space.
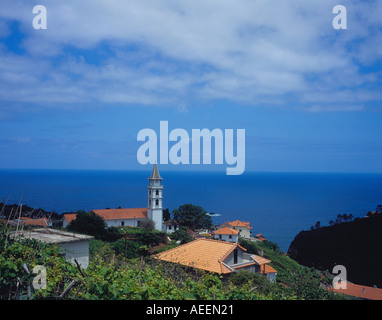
0, 0, 381, 173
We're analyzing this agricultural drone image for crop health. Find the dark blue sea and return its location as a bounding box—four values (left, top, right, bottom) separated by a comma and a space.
1, 169, 381, 251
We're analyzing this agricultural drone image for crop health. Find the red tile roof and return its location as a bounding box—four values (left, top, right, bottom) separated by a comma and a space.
214, 227, 239, 235
255, 233, 266, 241
21, 218, 50, 227
12, 218, 50, 227
263, 264, 277, 274
331, 281, 382, 300
63, 208, 148, 223
251, 255, 271, 265
93, 208, 148, 220
63, 213, 77, 224
153, 238, 246, 274
228, 220, 252, 229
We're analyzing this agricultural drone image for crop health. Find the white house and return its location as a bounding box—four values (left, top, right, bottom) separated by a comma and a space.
163, 220, 180, 234
62, 164, 164, 231
228, 220, 253, 239
10, 228, 93, 268
213, 227, 239, 243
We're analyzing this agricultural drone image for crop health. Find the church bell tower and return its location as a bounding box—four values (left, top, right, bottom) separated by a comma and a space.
147, 164, 163, 231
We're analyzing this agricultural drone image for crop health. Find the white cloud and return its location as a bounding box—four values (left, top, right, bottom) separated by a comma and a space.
304, 104, 365, 113
0, 0, 381, 112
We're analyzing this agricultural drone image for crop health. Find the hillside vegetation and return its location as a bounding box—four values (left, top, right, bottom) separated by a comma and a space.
0, 223, 348, 300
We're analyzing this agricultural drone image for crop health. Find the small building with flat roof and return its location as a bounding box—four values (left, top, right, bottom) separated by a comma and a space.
10, 228, 93, 268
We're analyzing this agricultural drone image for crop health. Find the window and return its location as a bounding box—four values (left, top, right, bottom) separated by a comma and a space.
121, 221, 125, 226
156, 190, 159, 196
234, 249, 238, 264
229, 235, 232, 239
156, 199, 159, 206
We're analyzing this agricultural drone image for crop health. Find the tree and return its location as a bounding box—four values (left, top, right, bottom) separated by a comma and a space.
170, 227, 194, 244
139, 219, 155, 231
239, 238, 259, 255
172, 204, 212, 231
67, 210, 107, 239
333, 213, 354, 225
163, 208, 171, 222
344, 214, 353, 222
311, 221, 320, 231
111, 239, 140, 259
335, 214, 344, 224
137, 231, 163, 247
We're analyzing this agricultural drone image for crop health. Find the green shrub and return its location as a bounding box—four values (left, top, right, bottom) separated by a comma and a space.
238, 238, 259, 255
89, 239, 107, 257
0, 225, 350, 300
111, 239, 140, 259
170, 227, 193, 244
136, 231, 163, 247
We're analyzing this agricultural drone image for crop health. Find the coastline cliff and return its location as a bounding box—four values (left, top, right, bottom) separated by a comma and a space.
288, 210, 382, 288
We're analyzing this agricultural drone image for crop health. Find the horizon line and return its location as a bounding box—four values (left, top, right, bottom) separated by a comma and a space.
0, 167, 381, 175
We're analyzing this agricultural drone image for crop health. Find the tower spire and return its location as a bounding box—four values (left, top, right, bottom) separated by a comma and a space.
150, 163, 162, 180
147, 163, 163, 231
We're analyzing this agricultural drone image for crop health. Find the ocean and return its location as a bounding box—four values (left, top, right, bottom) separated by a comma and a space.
1, 169, 381, 251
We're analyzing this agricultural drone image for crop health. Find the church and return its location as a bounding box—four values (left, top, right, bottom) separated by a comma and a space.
63, 164, 164, 231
